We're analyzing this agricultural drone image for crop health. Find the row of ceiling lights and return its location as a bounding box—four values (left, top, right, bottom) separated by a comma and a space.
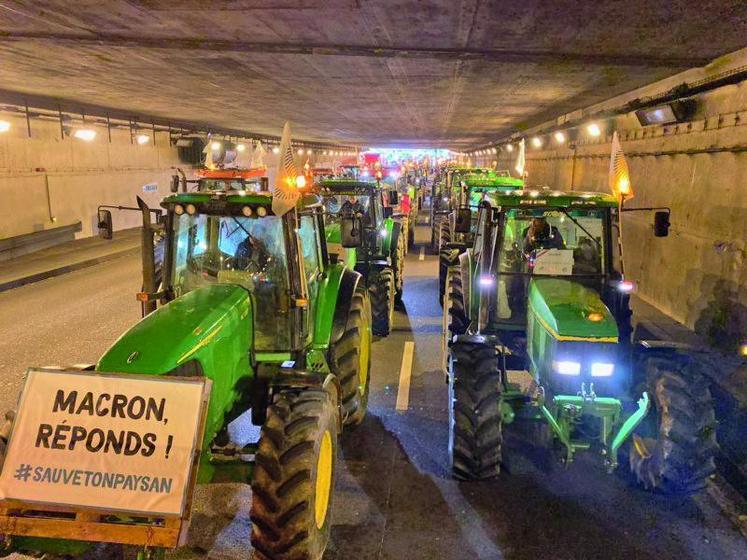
466, 122, 604, 156
0, 112, 358, 154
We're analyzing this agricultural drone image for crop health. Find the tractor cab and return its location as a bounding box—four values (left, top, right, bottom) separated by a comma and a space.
315, 179, 405, 335
155, 189, 326, 355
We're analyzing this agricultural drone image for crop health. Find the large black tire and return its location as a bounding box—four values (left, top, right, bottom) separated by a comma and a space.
329, 286, 372, 426
448, 341, 503, 480
628, 355, 717, 495
446, 268, 468, 336
438, 244, 458, 307
251, 388, 339, 560
441, 267, 468, 374
369, 268, 394, 336
392, 234, 406, 303
408, 221, 415, 248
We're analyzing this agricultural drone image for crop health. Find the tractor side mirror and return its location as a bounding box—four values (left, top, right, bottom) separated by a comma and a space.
97, 209, 113, 239
383, 206, 393, 218
654, 211, 670, 237
454, 207, 471, 233
341, 215, 362, 248
388, 190, 399, 205
170, 175, 180, 193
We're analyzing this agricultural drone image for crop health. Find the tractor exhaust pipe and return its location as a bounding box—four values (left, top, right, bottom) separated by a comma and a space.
137, 196, 158, 316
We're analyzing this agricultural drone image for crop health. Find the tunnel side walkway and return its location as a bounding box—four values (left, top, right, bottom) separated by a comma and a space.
0, 228, 140, 292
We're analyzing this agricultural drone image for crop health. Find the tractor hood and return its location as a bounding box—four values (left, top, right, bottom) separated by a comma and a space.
528, 278, 618, 342
97, 284, 252, 375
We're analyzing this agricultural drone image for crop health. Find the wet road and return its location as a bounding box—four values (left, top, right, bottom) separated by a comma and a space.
0, 225, 745, 560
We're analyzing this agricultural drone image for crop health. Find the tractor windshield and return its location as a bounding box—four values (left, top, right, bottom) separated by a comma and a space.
494, 208, 608, 325
322, 194, 374, 224
170, 213, 291, 351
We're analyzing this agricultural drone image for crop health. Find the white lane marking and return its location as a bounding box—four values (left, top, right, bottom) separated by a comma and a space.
395, 341, 415, 411
419, 246, 425, 261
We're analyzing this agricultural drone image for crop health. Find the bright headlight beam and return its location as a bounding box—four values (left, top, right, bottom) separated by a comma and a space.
591, 363, 615, 377
553, 360, 581, 376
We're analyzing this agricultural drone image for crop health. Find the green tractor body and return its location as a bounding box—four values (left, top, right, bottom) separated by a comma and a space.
2, 187, 373, 559
444, 188, 717, 494
315, 179, 406, 335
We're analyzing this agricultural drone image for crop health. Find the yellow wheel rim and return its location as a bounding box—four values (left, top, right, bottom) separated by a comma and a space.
314, 430, 333, 529
359, 316, 371, 391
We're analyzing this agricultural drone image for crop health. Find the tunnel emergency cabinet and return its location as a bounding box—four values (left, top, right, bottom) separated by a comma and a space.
0, 368, 211, 550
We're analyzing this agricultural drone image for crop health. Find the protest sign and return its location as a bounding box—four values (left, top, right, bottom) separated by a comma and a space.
0, 369, 210, 516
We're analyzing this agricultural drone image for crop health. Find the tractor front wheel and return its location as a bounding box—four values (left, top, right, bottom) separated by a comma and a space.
250, 388, 339, 560
449, 341, 503, 480
628, 356, 717, 494
329, 286, 372, 426
369, 268, 395, 336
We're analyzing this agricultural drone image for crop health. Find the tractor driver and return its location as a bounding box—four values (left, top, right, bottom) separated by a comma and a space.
522, 216, 564, 253
234, 231, 270, 272
341, 195, 370, 224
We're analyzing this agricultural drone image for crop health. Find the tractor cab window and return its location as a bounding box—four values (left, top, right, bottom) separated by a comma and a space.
299, 215, 321, 279
494, 208, 607, 325
198, 179, 244, 191
323, 194, 373, 224
170, 212, 292, 351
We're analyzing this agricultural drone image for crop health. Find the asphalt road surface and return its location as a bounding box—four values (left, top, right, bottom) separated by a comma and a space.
0, 224, 745, 560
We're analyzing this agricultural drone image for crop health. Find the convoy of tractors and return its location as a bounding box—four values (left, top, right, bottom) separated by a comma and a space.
0, 153, 720, 560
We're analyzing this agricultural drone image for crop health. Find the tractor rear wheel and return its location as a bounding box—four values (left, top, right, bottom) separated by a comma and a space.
393, 234, 406, 303
438, 244, 458, 307
250, 388, 339, 560
628, 355, 717, 494
329, 286, 372, 426
442, 268, 468, 374
408, 221, 415, 249
449, 341, 503, 480
369, 268, 395, 336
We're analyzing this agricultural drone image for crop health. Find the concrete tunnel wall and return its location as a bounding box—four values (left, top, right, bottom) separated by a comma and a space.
478, 80, 747, 350
0, 115, 331, 239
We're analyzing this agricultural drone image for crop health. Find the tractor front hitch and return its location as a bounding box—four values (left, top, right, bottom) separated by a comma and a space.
538, 387, 649, 469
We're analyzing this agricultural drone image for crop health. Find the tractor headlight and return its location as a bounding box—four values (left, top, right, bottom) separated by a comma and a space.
379, 228, 387, 238
553, 360, 581, 376
591, 362, 615, 377
173, 204, 185, 216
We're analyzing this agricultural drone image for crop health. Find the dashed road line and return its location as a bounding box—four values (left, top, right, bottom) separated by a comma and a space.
395, 341, 415, 411
419, 246, 425, 261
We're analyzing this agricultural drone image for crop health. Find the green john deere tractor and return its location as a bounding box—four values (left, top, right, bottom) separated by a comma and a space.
429, 166, 494, 253
437, 173, 524, 305
315, 179, 406, 335
443, 189, 717, 494
0, 186, 372, 560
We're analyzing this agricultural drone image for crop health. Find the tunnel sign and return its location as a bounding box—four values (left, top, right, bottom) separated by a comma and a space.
0, 368, 210, 516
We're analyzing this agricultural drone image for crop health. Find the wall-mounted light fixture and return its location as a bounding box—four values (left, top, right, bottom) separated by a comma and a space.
73, 128, 97, 141
0, 120, 10, 133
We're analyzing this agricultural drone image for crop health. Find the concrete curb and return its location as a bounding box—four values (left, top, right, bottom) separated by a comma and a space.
0, 246, 139, 293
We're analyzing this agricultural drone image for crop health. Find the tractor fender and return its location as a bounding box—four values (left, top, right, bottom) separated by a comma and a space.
329, 268, 365, 345
382, 217, 400, 255
389, 220, 402, 259
458, 250, 473, 319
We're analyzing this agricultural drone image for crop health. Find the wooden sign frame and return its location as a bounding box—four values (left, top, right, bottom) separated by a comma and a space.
0, 369, 212, 548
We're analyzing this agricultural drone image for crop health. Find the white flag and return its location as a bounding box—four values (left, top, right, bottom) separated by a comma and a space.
514, 138, 526, 178
271, 122, 300, 216
608, 131, 633, 199
251, 141, 266, 168
203, 140, 214, 169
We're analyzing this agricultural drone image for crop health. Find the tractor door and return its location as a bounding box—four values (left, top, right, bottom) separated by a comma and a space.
298, 213, 324, 343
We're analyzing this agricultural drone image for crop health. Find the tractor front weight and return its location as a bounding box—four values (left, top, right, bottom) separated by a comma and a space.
538, 385, 650, 470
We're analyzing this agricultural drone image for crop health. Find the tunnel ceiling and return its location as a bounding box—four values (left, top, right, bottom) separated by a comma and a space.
0, 1, 745, 149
